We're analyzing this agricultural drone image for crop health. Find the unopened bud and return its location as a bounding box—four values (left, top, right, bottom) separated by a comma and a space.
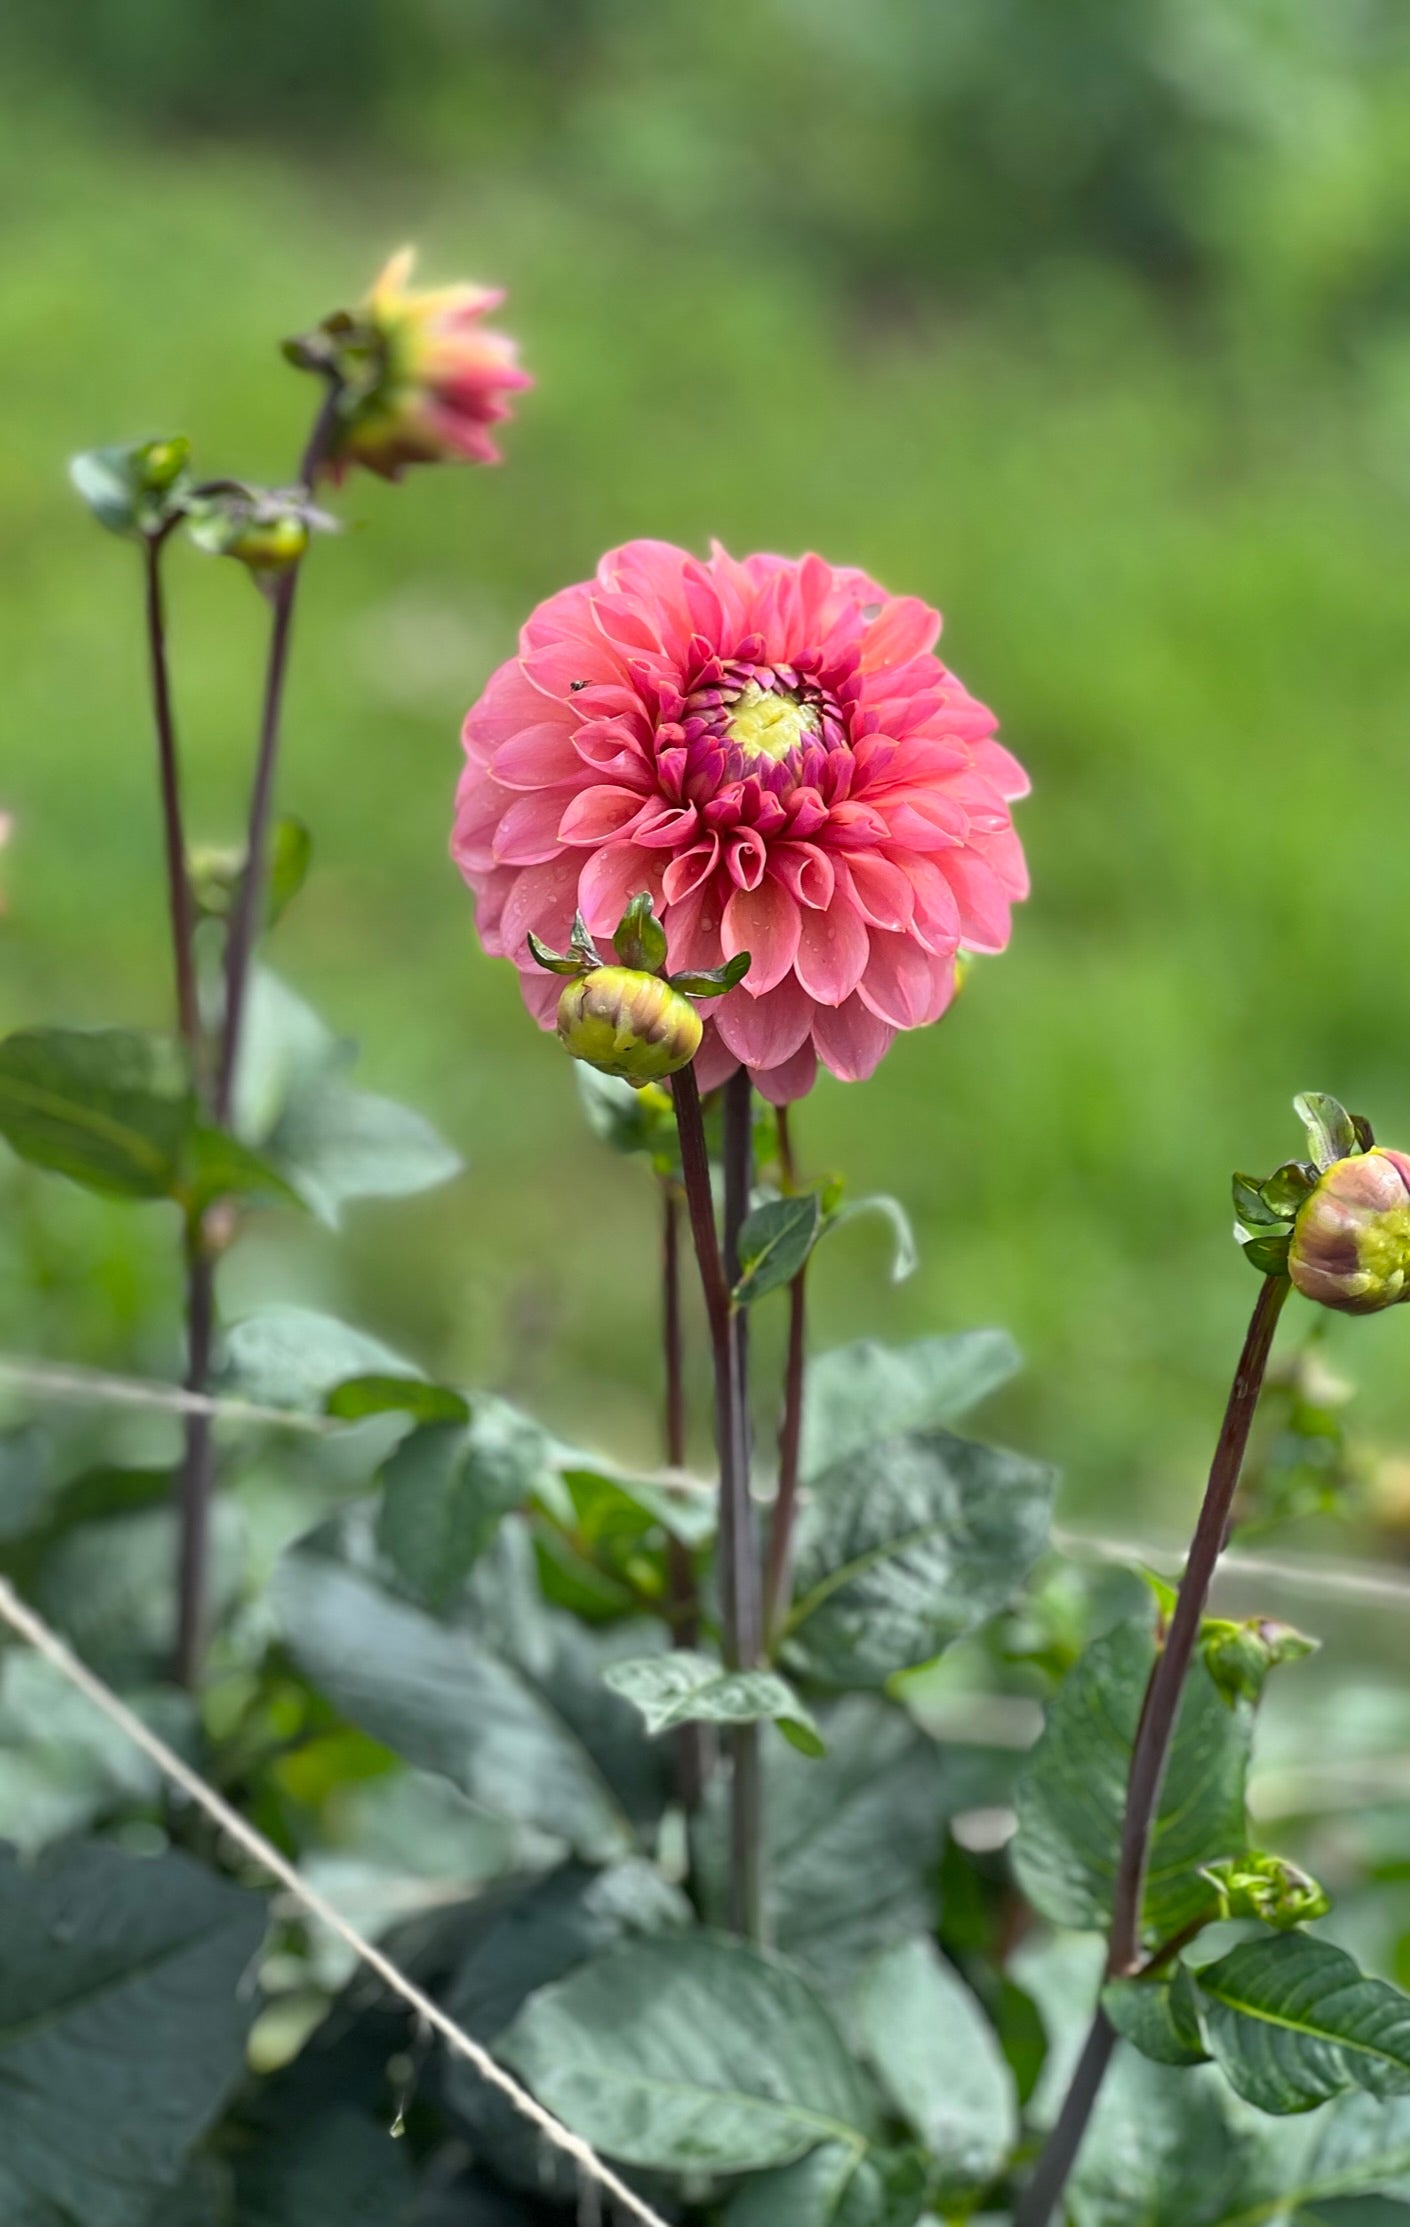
1289, 1149, 1410, 1315
1200, 1853, 1330, 1930
1201, 1616, 1318, 1705
557, 967, 702, 1086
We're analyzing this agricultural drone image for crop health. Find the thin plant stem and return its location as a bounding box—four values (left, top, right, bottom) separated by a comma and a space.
722, 1068, 764, 1941
1013, 1274, 1289, 2227
763, 1102, 807, 1649
173, 1220, 217, 1687
660, 1179, 705, 1812
140, 530, 201, 1070
670, 1064, 765, 1940
176, 381, 341, 1684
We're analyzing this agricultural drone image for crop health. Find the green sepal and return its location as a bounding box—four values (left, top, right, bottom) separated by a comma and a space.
569, 912, 603, 970
1295, 1091, 1369, 1171
1261, 1160, 1318, 1217
70, 437, 192, 538
669, 952, 751, 997
1233, 1171, 1286, 1228
1201, 1614, 1319, 1705
1199, 1851, 1331, 1928
1242, 1229, 1293, 1275
612, 892, 668, 975
525, 929, 584, 977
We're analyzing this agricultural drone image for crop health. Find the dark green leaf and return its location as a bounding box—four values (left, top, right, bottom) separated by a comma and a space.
1102, 1967, 1211, 2066
1296, 1091, 1362, 1171
669, 951, 752, 996
442, 1860, 690, 2204
858, 1936, 1016, 2195
0, 1650, 182, 1853
1012, 1618, 1250, 1943
604, 1650, 824, 1755
0, 1840, 264, 2227
783, 1428, 1053, 1688
187, 1124, 306, 1213
697, 1697, 946, 1994
1196, 1934, 1410, 2115
0, 1423, 50, 1542
234, 2107, 415, 2226
824, 1192, 919, 1282
32, 1499, 243, 1683
274, 1527, 659, 1858
724, 2142, 927, 2227
801, 1330, 1021, 1479
1291, 2093, 1410, 2211
376, 1403, 552, 1609
733, 1192, 823, 1304
499, 1932, 871, 2173
1242, 1230, 1293, 1274
326, 1375, 470, 1425
1232, 1172, 1285, 1229
1064, 2051, 1287, 2227
217, 1306, 418, 1413
266, 1069, 463, 1226
0, 1027, 191, 1198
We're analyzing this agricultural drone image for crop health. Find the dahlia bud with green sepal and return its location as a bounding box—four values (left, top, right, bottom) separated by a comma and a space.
1199, 1853, 1330, 1930
557, 967, 702, 1085
1233, 1092, 1410, 1310
527, 895, 749, 1086
1200, 1615, 1318, 1705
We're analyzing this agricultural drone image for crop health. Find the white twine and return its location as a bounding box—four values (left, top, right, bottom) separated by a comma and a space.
0, 1357, 333, 1434
0, 1574, 672, 2227
1052, 1524, 1410, 1611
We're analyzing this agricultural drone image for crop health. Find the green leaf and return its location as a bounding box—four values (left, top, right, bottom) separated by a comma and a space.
1295, 1091, 1363, 1171
442, 1860, 691, 2205
376, 1402, 553, 1609
325, 1374, 470, 1425
0, 1026, 191, 1198
857, 1936, 1017, 2196
825, 1193, 919, 1282
724, 2142, 928, 2227
32, 1499, 244, 1683
1288, 2093, 1410, 2211
266, 1067, 463, 1226
217, 1306, 418, 1413
801, 1330, 1021, 1480
0, 1650, 184, 1854
603, 1649, 824, 1755
783, 1427, 1053, 1689
1012, 1617, 1250, 1943
186, 1123, 307, 1214
0, 1423, 50, 1542
573, 1063, 678, 1163
669, 951, 752, 996
0, 1840, 264, 2227
1064, 2052, 1288, 2227
233, 2108, 416, 2227
734, 1191, 824, 1303
696, 1697, 946, 1994
273, 1525, 663, 1858
1102, 1968, 1211, 2066
265, 815, 314, 926
70, 436, 191, 536
499, 1932, 871, 2174
1195, 1934, 1410, 2115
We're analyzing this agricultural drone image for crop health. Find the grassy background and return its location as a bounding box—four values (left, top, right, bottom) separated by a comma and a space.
3, 8, 1410, 1534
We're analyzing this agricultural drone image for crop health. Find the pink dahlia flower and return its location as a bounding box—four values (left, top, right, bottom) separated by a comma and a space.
453, 541, 1028, 1102
308, 249, 532, 482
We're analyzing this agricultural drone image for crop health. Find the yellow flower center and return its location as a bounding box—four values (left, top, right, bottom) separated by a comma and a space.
725, 682, 819, 762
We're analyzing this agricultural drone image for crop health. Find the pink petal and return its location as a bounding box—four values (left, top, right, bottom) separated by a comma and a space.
812, 994, 896, 1083
489, 723, 587, 790
577, 843, 666, 936
499, 856, 582, 961
838, 853, 915, 933
722, 878, 802, 996
689, 1022, 739, 1094
771, 841, 835, 910
938, 851, 1012, 954
753, 1038, 818, 1105
725, 829, 767, 892
896, 855, 962, 954
662, 880, 726, 974
714, 974, 813, 1067
663, 835, 720, 904
633, 803, 701, 850
516, 963, 564, 1028
793, 899, 869, 1005
491, 787, 580, 866
857, 930, 944, 1028
972, 822, 1030, 900
860, 595, 942, 672
464, 661, 570, 753
557, 785, 648, 845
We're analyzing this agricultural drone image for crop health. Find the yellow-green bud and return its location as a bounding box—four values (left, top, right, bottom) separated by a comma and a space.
1289, 1148, 1410, 1314
556, 966, 702, 1086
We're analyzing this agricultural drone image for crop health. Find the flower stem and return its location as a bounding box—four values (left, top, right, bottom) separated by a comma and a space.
661, 1178, 705, 1813
722, 1068, 764, 1942
763, 1103, 807, 1650
176, 383, 341, 1686
140, 531, 200, 1072
1013, 1274, 1289, 2227
671, 1064, 765, 1940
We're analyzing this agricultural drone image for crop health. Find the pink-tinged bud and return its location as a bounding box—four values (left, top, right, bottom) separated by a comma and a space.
557, 967, 702, 1087
290, 248, 532, 483
1288, 1148, 1410, 1314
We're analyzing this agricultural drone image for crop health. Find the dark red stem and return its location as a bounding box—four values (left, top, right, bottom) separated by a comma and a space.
763, 1104, 807, 1648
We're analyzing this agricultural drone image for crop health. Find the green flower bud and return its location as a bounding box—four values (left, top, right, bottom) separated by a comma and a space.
1199, 1853, 1330, 1930
1289, 1148, 1410, 1315
556, 966, 702, 1086
1201, 1616, 1318, 1705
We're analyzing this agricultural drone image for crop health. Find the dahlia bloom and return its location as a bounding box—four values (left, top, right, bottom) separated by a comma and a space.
453, 541, 1029, 1102
295, 249, 532, 482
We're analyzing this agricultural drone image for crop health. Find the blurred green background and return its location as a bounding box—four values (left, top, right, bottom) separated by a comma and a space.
3, 0, 1410, 1532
